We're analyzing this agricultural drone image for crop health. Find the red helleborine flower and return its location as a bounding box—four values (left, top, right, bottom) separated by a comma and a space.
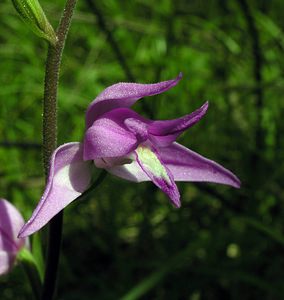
19, 74, 240, 238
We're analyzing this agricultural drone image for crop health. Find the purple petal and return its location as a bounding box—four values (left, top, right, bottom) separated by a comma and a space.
148, 102, 209, 147
0, 199, 25, 252
0, 199, 26, 274
124, 118, 148, 141
159, 143, 241, 188
135, 146, 181, 207
86, 73, 182, 128
98, 146, 181, 207
18, 143, 92, 238
84, 108, 148, 160
84, 115, 138, 160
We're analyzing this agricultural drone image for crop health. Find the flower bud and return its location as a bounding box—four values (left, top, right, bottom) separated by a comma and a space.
0, 199, 28, 275
11, 0, 57, 46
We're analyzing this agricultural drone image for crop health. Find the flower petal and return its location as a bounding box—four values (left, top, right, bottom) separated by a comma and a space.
84, 116, 138, 160
103, 158, 150, 182
18, 143, 92, 238
148, 102, 208, 147
0, 199, 25, 253
0, 251, 15, 275
135, 145, 180, 207
86, 73, 182, 128
101, 147, 181, 207
158, 143, 241, 188
84, 108, 149, 160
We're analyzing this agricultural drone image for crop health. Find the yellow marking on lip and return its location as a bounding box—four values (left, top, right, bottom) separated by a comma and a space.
136, 146, 171, 184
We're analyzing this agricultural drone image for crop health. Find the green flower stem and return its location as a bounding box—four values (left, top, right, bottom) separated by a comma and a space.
43, 0, 77, 171
42, 1, 77, 300
18, 248, 42, 300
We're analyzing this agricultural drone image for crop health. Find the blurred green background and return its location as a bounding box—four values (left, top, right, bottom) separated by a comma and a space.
1, 0, 284, 299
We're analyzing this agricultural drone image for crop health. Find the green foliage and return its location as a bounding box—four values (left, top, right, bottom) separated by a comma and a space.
11, 0, 57, 45
1, 0, 284, 299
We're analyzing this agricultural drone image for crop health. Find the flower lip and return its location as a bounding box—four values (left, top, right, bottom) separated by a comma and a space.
134, 144, 181, 207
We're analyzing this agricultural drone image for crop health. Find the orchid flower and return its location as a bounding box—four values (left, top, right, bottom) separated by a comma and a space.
0, 199, 27, 275
19, 74, 240, 238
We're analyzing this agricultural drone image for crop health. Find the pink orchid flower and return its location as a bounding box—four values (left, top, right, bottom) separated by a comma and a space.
19, 74, 240, 238
0, 199, 27, 275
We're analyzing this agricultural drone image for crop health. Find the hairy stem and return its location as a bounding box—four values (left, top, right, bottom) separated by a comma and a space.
41, 1, 77, 300
43, 0, 77, 172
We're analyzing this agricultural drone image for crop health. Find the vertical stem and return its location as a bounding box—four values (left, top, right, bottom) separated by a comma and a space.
41, 1, 77, 300
43, 0, 77, 172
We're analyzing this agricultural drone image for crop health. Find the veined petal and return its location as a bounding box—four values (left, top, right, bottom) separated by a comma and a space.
18, 143, 92, 238
159, 143, 241, 188
148, 102, 208, 147
86, 73, 182, 128
135, 145, 180, 207
0, 199, 26, 253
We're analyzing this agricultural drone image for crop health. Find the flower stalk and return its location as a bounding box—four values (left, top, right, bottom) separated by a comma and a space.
41, 1, 77, 300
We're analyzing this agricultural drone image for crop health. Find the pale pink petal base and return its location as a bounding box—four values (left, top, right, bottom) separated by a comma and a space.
18, 143, 92, 238
105, 159, 150, 182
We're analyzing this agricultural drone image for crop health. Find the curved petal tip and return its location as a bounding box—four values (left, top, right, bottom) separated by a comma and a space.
177, 72, 183, 80
18, 143, 92, 238
86, 73, 183, 128
159, 143, 241, 189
